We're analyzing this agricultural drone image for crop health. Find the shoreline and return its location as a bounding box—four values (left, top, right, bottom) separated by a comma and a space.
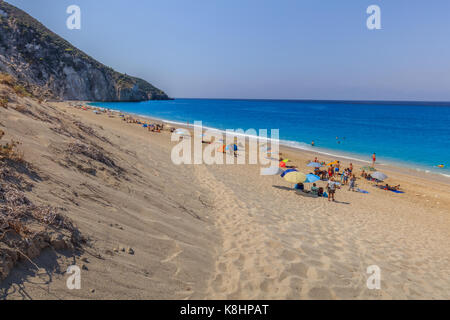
86, 102, 450, 185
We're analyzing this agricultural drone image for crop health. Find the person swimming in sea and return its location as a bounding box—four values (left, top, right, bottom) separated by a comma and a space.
311, 140, 315, 147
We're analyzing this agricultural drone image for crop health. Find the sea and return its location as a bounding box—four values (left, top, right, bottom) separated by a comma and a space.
89, 99, 450, 178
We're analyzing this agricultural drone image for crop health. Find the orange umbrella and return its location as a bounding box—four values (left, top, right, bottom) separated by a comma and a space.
218, 144, 226, 153
279, 161, 286, 168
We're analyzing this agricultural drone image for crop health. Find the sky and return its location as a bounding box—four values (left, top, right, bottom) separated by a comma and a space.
6, 0, 450, 101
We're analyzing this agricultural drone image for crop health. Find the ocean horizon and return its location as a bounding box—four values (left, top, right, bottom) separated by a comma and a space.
90, 98, 450, 178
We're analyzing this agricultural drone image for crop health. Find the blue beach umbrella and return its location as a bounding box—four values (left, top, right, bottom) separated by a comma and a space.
305, 174, 320, 183
280, 168, 298, 177
307, 162, 322, 168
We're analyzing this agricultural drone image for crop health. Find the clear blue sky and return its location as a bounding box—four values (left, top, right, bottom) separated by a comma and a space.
7, 0, 450, 101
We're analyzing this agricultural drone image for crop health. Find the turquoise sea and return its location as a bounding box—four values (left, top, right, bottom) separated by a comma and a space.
90, 99, 450, 178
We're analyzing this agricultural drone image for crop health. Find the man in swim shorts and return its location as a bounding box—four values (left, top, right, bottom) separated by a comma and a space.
327, 178, 337, 202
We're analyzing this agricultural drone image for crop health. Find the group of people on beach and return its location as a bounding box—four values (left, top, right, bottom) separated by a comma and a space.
303, 152, 386, 202
77, 105, 404, 203
76, 105, 167, 133
323, 161, 357, 202
121, 115, 164, 132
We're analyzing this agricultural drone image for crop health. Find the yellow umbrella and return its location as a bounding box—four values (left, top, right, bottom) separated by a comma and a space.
327, 160, 338, 166
283, 171, 306, 183
282, 159, 290, 163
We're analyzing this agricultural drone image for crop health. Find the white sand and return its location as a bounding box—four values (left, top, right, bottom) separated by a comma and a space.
1, 91, 449, 299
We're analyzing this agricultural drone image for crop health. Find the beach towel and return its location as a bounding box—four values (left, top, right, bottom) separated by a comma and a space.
356, 188, 369, 194
390, 190, 405, 194
296, 190, 319, 198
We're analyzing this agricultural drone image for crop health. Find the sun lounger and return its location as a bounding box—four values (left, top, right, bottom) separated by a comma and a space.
295, 190, 319, 198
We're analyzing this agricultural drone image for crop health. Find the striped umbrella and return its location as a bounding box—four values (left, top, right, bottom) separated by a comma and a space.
280, 168, 298, 177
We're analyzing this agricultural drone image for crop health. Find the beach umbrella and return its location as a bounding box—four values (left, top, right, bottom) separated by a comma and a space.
327, 160, 339, 166
360, 166, 376, 172
280, 168, 298, 177
260, 167, 283, 176
174, 128, 189, 135
307, 162, 322, 168
279, 161, 286, 168
282, 159, 290, 163
371, 171, 388, 181
226, 144, 238, 151
305, 174, 320, 183
218, 145, 226, 153
283, 171, 306, 184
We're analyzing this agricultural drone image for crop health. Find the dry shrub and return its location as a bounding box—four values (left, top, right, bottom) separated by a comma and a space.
13, 85, 31, 97
68, 141, 116, 168
0, 138, 23, 162
2, 219, 31, 237
0, 97, 8, 108
0, 184, 77, 238
0, 73, 15, 86
32, 206, 75, 231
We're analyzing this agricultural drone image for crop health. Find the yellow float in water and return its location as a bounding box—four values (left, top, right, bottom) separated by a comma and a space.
437, 164, 444, 168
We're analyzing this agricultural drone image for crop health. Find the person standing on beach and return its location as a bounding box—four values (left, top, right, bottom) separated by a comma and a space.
349, 174, 356, 191
372, 153, 376, 167
327, 178, 337, 202
328, 166, 334, 179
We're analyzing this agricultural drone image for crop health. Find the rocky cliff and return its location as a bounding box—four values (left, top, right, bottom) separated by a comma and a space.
0, 1, 170, 101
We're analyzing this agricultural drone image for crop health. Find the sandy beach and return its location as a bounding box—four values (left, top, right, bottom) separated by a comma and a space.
1, 91, 450, 299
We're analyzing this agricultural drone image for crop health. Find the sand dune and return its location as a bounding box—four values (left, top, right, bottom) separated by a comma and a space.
1, 90, 450, 299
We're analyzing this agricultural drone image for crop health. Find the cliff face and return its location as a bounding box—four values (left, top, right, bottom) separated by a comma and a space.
0, 2, 170, 101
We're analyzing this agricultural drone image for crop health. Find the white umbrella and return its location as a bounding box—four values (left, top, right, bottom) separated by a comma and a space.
174, 128, 190, 136
371, 171, 388, 181
307, 162, 322, 168
260, 167, 283, 176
